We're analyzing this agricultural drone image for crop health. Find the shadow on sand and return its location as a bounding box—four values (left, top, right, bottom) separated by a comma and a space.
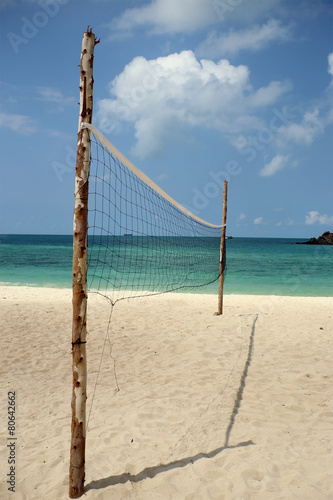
85, 314, 258, 492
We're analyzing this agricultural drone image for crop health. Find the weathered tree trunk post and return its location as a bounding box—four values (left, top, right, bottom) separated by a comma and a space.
69, 28, 99, 499
217, 181, 228, 315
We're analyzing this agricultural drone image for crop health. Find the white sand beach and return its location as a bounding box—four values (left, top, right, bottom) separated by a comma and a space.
0, 287, 332, 499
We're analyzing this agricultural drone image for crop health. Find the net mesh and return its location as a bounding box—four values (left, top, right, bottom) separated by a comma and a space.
86, 127, 222, 303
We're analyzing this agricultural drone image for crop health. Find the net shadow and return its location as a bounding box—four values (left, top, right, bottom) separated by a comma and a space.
85, 315, 259, 492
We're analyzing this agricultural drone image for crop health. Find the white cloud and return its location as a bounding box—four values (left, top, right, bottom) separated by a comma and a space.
97, 50, 291, 158
0, 112, 37, 134
216, 0, 283, 23
247, 80, 293, 108
260, 154, 289, 177
328, 53, 333, 92
110, 0, 218, 37
155, 173, 168, 181
238, 213, 246, 221
305, 211, 333, 225
276, 108, 324, 147
254, 217, 264, 225
196, 19, 292, 58
109, 0, 283, 37
328, 53, 333, 77
36, 87, 74, 104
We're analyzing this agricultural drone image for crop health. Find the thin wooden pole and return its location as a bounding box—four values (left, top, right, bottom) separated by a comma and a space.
217, 181, 228, 315
69, 27, 99, 499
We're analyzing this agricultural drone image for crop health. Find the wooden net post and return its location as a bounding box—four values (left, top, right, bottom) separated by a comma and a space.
69, 27, 99, 499
217, 180, 228, 315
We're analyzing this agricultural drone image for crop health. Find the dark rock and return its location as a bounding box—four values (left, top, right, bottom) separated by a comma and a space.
296, 231, 333, 245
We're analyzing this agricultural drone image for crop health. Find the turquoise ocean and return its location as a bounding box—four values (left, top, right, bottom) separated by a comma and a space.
0, 234, 332, 296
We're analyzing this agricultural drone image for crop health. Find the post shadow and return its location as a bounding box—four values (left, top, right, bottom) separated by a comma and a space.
85, 314, 259, 492
224, 314, 258, 448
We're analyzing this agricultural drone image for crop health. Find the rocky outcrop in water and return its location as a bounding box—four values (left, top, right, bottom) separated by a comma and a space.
296, 231, 333, 245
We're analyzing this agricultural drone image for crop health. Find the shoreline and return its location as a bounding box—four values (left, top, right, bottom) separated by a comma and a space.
0, 287, 332, 499
0, 283, 332, 298
2, 283, 331, 309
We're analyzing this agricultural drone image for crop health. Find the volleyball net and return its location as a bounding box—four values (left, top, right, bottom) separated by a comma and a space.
83, 124, 223, 303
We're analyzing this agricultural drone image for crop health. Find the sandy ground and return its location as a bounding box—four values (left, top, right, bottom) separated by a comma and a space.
0, 286, 332, 500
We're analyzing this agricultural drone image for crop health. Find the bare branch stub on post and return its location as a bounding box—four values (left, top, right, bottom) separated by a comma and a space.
69, 28, 99, 500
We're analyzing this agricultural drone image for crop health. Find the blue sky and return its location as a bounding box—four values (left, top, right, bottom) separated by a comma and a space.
0, 0, 332, 237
